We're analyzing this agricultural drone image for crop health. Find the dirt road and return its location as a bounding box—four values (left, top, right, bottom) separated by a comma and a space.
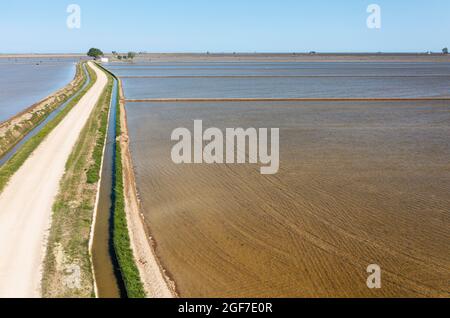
0, 62, 107, 298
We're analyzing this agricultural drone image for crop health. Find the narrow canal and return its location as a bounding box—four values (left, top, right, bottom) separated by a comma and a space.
91, 77, 126, 298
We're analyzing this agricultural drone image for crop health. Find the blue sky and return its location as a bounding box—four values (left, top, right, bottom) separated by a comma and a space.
0, 0, 449, 53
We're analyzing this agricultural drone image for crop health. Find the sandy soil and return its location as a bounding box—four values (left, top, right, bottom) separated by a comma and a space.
118, 80, 176, 298
0, 62, 107, 298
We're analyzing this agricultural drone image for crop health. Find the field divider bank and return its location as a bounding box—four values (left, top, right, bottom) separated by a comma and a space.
114, 72, 176, 298
112, 80, 146, 298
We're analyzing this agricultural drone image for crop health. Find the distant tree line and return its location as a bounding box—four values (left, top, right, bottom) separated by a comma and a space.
112, 51, 137, 61
86, 48, 138, 61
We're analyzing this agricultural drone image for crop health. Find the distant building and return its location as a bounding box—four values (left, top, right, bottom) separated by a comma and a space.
95, 56, 109, 63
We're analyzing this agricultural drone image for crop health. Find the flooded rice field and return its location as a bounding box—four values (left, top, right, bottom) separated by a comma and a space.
116, 62, 450, 99
0, 58, 78, 122
125, 100, 450, 297
109, 61, 450, 77
122, 76, 450, 99
109, 60, 450, 297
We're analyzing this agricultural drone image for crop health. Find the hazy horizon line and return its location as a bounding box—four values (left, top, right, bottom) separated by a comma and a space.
0, 51, 448, 56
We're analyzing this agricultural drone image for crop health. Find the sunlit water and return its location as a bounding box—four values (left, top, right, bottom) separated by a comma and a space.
0, 58, 78, 122
107, 61, 450, 297
106, 62, 450, 99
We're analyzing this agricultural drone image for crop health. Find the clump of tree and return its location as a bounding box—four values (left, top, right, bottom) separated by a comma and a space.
443, 47, 449, 55
87, 48, 104, 58
127, 52, 136, 59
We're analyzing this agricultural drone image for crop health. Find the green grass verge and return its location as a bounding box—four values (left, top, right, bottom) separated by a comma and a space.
112, 77, 146, 298
86, 66, 112, 184
86, 84, 109, 184
0, 63, 97, 193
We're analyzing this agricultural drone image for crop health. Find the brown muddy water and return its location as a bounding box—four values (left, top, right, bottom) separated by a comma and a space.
91, 79, 125, 298
125, 100, 450, 297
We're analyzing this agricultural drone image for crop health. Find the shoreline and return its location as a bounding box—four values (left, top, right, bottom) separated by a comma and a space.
117, 78, 177, 298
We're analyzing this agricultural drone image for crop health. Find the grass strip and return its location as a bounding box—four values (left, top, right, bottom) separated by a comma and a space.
86, 83, 109, 184
112, 80, 146, 298
0, 63, 96, 193
42, 65, 113, 297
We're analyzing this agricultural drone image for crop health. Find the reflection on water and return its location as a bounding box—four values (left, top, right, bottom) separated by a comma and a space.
110, 62, 450, 77
0, 64, 90, 166
104, 62, 450, 99
122, 76, 450, 99
0, 58, 79, 122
